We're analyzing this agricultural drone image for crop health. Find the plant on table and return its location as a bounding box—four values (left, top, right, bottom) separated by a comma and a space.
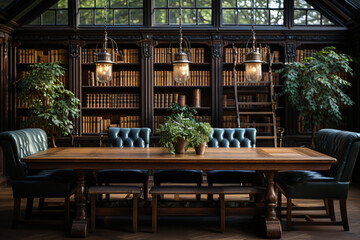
16, 62, 81, 147
278, 46, 354, 146
191, 122, 213, 155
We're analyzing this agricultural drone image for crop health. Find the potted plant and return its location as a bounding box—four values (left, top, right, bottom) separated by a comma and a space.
159, 113, 197, 154
16, 62, 81, 147
191, 122, 213, 155
279, 46, 354, 147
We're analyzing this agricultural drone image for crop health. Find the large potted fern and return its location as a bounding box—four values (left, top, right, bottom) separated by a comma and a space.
16, 62, 81, 147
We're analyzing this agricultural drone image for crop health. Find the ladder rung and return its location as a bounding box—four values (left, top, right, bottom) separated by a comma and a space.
237, 81, 271, 85
238, 112, 275, 115
257, 136, 276, 139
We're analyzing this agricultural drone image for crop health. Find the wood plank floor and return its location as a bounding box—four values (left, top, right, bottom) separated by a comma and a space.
1, 183, 360, 239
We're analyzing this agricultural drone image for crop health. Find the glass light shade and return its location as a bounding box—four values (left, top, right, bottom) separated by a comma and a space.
173, 62, 190, 83
96, 63, 113, 83
245, 62, 262, 82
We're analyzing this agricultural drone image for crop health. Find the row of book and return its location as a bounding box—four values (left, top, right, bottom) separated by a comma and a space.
154, 48, 205, 63
223, 71, 280, 86
18, 49, 68, 64
85, 70, 140, 87
295, 49, 317, 62
224, 47, 280, 63
223, 94, 271, 108
81, 48, 139, 64
85, 94, 140, 108
154, 71, 211, 86
17, 116, 42, 128
152, 115, 211, 133
82, 115, 141, 133
154, 93, 180, 108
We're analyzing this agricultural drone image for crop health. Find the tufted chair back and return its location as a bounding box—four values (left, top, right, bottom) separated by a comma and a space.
108, 128, 150, 148
0, 128, 48, 180
315, 129, 360, 182
207, 128, 256, 148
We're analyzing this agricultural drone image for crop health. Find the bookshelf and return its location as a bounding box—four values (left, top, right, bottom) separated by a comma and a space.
152, 44, 213, 134
15, 44, 69, 129
80, 44, 142, 134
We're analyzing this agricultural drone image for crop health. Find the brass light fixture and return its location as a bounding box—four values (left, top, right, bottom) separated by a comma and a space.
95, 0, 119, 83
171, 0, 191, 83
243, 0, 263, 82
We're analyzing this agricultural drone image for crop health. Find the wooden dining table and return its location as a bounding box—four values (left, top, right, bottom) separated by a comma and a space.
22, 147, 336, 238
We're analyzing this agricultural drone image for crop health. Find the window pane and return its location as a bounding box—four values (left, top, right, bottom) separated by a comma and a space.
95, 9, 114, 24
182, 9, 196, 24
268, 0, 283, 8
53, 0, 68, 9
254, 0, 267, 8
80, 9, 94, 24
155, 0, 167, 8
198, 9, 212, 24
129, 0, 143, 7
111, 0, 126, 7
169, 0, 179, 8
237, 0, 252, 8
222, 9, 236, 24
238, 9, 251, 24
322, 16, 334, 25
43, 11, 55, 25
130, 9, 143, 24
57, 10, 68, 25
169, 9, 179, 24
30, 17, 40, 25
114, 9, 128, 24
182, 0, 195, 8
154, 9, 168, 24
96, 0, 110, 8
197, 0, 211, 8
307, 10, 320, 25
80, 0, 95, 8
255, 9, 268, 24
294, 9, 306, 25
294, 0, 312, 9
222, 0, 235, 8
270, 10, 283, 25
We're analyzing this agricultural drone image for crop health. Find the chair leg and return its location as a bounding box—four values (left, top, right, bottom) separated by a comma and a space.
207, 183, 213, 201
328, 200, 336, 221
220, 193, 225, 233
340, 199, 349, 231
152, 193, 158, 233
196, 183, 201, 201
38, 197, 45, 210
133, 194, 139, 233
277, 188, 282, 221
286, 197, 292, 231
25, 198, 33, 219
90, 194, 96, 233
65, 197, 70, 231
12, 198, 21, 229
105, 183, 110, 200
97, 183, 103, 201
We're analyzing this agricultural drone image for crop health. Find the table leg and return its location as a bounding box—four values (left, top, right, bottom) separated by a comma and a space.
263, 171, 282, 239
71, 170, 88, 237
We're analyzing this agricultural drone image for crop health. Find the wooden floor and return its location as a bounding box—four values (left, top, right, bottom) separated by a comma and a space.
1, 183, 360, 239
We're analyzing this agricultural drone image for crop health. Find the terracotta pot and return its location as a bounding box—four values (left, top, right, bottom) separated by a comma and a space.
195, 142, 206, 155
175, 137, 187, 154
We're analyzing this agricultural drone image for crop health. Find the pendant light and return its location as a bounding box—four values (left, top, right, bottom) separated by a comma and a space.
171, 0, 191, 83
243, 0, 263, 82
95, 0, 119, 83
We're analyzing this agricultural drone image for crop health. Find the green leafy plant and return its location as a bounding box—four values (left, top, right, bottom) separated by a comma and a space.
159, 113, 198, 154
191, 122, 213, 147
278, 46, 354, 146
16, 62, 81, 147
167, 102, 197, 120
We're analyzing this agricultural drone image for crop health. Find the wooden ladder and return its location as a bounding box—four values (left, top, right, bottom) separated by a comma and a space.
232, 45, 278, 147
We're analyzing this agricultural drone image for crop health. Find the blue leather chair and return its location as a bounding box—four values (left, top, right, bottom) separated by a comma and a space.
276, 129, 360, 231
206, 128, 261, 200
0, 128, 76, 228
97, 127, 151, 200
